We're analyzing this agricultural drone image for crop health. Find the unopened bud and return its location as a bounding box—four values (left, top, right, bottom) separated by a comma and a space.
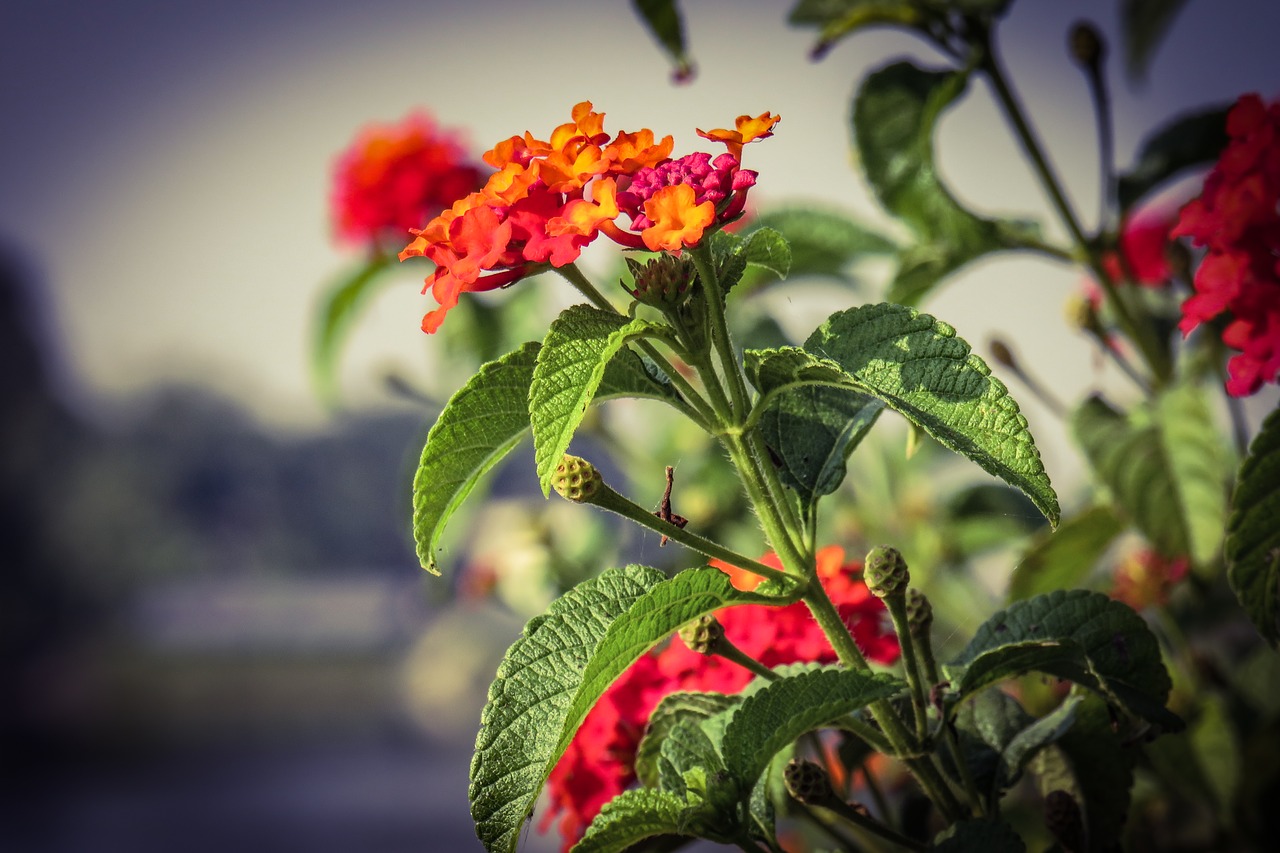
865, 545, 909, 599
678, 614, 724, 655
1068, 21, 1105, 70
783, 759, 835, 804
1044, 789, 1085, 852
905, 588, 933, 640
627, 255, 694, 307
551, 455, 603, 503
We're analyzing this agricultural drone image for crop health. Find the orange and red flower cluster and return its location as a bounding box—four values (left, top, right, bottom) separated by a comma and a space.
540, 546, 898, 848
1173, 93, 1280, 397
1109, 549, 1189, 611
331, 112, 483, 246
398, 102, 778, 333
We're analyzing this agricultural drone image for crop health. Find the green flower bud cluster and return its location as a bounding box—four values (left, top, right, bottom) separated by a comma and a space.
626, 255, 694, 307
783, 758, 835, 805
864, 545, 910, 599
904, 588, 933, 640
551, 455, 602, 503
677, 614, 724, 655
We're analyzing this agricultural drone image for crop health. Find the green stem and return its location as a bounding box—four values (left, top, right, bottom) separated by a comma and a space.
690, 246, 751, 416
713, 635, 781, 683
976, 28, 1170, 388
885, 596, 929, 740
585, 483, 800, 590
806, 798, 929, 852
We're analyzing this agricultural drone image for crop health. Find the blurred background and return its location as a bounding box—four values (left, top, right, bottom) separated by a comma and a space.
2, 1, 1277, 850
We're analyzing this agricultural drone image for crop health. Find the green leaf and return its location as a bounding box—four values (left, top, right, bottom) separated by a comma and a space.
789, 0, 926, 56
530, 305, 671, 495
999, 693, 1084, 790
1117, 104, 1230, 212
755, 383, 885, 510
311, 255, 393, 401
636, 692, 739, 788
709, 227, 793, 294
1030, 695, 1136, 849
1008, 505, 1126, 602
721, 667, 903, 795
1121, 0, 1189, 81
945, 589, 1177, 729
743, 206, 897, 281
470, 566, 663, 853
748, 302, 1059, 524
853, 61, 1041, 306
631, 0, 694, 81
573, 788, 699, 853
413, 341, 677, 574
953, 688, 1034, 802
1072, 387, 1229, 568
1226, 403, 1280, 646
412, 344, 539, 575
1189, 693, 1240, 816
932, 818, 1026, 852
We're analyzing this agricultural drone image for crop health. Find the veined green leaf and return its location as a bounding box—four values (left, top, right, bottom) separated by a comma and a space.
709, 227, 793, 294
721, 667, 903, 796
1008, 505, 1126, 602
1121, 0, 1189, 81
945, 590, 1177, 729
853, 61, 1041, 306
531, 305, 673, 496
413, 341, 678, 574
631, 0, 693, 81
470, 565, 788, 851
1226, 403, 1280, 646
1117, 104, 1230, 212
1072, 387, 1229, 569
742, 206, 897, 281
311, 254, 394, 401
748, 302, 1059, 524
573, 788, 699, 853
636, 692, 739, 788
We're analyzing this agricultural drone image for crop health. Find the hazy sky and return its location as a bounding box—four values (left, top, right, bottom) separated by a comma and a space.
2, 0, 1277, 438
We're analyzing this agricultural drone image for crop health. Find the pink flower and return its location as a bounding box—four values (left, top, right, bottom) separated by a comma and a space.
540, 546, 899, 849
331, 112, 482, 245
1171, 93, 1280, 397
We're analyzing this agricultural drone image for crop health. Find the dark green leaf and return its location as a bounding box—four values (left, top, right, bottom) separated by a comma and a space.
1000, 694, 1084, 790
756, 383, 885, 510
748, 302, 1059, 523
1226, 403, 1280, 646
953, 689, 1034, 802
789, 0, 927, 56
932, 818, 1026, 852
311, 255, 393, 401
1117, 105, 1230, 212
721, 667, 903, 796
413, 341, 678, 574
631, 0, 694, 81
1121, 0, 1189, 81
531, 305, 673, 495
945, 589, 1178, 729
853, 61, 1042, 305
636, 692, 739, 788
573, 788, 700, 853
1008, 505, 1126, 602
710, 228, 793, 294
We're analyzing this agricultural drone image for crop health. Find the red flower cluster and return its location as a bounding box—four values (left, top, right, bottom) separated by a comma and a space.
539, 546, 899, 848
1172, 93, 1280, 397
1101, 202, 1180, 288
331, 112, 483, 246
1109, 549, 1189, 611
398, 102, 778, 333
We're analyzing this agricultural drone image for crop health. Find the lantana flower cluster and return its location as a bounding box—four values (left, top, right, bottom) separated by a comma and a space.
331, 112, 483, 246
1173, 93, 1280, 397
398, 102, 779, 333
540, 546, 899, 848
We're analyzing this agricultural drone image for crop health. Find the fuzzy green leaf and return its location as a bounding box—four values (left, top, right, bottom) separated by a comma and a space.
636, 692, 739, 788
413, 341, 677, 574
1008, 505, 1126, 602
1073, 388, 1229, 568
710, 227, 793, 294
531, 305, 671, 495
631, 0, 694, 81
755, 384, 885, 510
1226, 403, 1280, 646
1121, 0, 1189, 80
573, 788, 700, 853
721, 667, 903, 795
853, 61, 1041, 306
1117, 105, 1230, 212
945, 590, 1177, 729
311, 255, 394, 401
749, 302, 1059, 524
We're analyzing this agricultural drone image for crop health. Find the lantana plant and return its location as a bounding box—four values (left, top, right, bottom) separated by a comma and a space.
316, 1, 1280, 851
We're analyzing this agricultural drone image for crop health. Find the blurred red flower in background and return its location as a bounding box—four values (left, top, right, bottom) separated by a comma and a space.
539, 546, 899, 848
1110, 549, 1189, 611
1172, 93, 1280, 396
331, 111, 482, 246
